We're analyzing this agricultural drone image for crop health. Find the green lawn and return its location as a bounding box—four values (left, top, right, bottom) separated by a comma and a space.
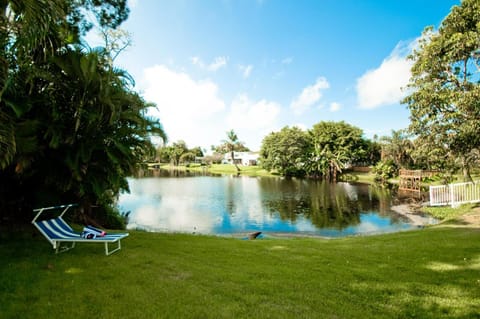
206, 164, 274, 176
157, 163, 275, 177
421, 203, 478, 222
1, 226, 480, 318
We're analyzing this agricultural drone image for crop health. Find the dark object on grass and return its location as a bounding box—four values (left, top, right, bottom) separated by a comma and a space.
248, 231, 262, 240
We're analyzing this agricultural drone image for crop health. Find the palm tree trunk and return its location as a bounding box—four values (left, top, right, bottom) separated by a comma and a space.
231, 150, 240, 172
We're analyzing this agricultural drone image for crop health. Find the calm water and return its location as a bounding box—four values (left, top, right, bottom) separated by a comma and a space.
118, 171, 415, 237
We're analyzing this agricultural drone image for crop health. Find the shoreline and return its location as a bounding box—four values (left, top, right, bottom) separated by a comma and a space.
390, 204, 439, 227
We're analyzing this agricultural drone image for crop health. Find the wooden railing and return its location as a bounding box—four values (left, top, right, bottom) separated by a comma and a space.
399, 169, 440, 192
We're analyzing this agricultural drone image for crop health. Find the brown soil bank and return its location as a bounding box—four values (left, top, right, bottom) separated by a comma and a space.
394, 203, 480, 228
454, 207, 480, 227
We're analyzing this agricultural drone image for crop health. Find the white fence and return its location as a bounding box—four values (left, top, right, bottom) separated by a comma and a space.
430, 181, 480, 207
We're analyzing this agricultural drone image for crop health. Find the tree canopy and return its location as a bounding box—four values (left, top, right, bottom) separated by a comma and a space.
260, 122, 373, 180
0, 0, 166, 225
260, 126, 311, 177
308, 121, 367, 181
403, 0, 480, 180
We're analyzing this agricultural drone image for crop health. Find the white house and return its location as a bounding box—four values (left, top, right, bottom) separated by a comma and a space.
222, 151, 260, 166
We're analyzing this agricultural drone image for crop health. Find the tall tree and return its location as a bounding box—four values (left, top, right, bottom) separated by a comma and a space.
0, 0, 167, 225
221, 129, 244, 172
0, 0, 130, 169
260, 126, 310, 177
379, 130, 413, 168
6, 47, 165, 223
403, 0, 480, 181
308, 121, 366, 181
169, 140, 189, 166
0, 0, 65, 169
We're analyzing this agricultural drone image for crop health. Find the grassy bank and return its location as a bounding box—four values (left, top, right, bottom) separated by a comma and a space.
158, 163, 275, 177
156, 164, 379, 181
421, 203, 478, 222
2, 227, 480, 318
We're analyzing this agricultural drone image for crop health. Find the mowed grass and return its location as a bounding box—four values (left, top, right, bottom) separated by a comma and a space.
421, 203, 478, 222
1, 227, 480, 319
159, 163, 274, 177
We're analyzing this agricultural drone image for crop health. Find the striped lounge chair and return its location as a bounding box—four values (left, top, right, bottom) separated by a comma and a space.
32, 204, 129, 256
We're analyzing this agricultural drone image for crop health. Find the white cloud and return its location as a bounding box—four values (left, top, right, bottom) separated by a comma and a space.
281, 57, 293, 64
142, 65, 225, 148
190, 56, 228, 71
356, 41, 415, 109
290, 77, 330, 115
227, 94, 280, 130
208, 56, 228, 71
190, 56, 202, 66
239, 64, 253, 78
226, 94, 281, 150
329, 102, 341, 112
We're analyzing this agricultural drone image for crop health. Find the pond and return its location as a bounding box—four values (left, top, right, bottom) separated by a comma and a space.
118, 170, 417, 237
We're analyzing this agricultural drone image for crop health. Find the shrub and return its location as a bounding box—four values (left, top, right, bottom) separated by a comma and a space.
373, 160, 398, 184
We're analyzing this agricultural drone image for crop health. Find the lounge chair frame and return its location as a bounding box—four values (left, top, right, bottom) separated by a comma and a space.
32, 204, 128, 256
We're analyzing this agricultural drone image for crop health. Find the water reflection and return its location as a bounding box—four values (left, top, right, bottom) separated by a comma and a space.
118, 171, 414, 237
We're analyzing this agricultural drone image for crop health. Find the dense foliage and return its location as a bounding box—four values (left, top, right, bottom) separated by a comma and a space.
0, 0, 165, 225
157, 140, 204, 166
260, 126, 311, 177
378, 130, 413, 169
308, 121, 368, 180
403, 0, 480, 181
372, 160, 398, 185
260, 122, 377, 180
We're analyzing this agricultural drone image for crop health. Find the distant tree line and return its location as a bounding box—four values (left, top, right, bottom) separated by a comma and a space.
156, 141, 203, 166
260, 121, 380, 180
156, 130, 250, 167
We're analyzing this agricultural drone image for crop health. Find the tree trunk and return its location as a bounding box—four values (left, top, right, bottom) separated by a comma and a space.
462, 157, 473, 182
231, 150, 240, 172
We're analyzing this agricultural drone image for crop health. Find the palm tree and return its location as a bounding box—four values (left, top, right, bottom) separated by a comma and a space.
0, 0, 155, 224
0, 0, 130, 170
0, 0, 65, 169
223, 129, 242, 172
379, 130, 413, 168
41, 48, 166, 219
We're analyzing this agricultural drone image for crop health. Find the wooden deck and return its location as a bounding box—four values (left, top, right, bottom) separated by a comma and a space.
398, 169, 437, 192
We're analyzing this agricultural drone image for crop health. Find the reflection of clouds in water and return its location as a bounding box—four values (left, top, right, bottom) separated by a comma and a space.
351, 221, 382, 234
341, 183, 358, 201
128, 198, 217, 233
122, 190, 217, 233
338, 213, 411, 236
290, 218, 317, 232
118, 176, 414, 236
130, 205, 161, 228
225, 177, 281, 231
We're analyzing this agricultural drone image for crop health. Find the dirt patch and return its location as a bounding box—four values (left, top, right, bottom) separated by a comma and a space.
390, 204, 439, 227
456, 207, 480, 227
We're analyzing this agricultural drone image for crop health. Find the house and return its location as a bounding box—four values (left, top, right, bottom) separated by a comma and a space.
222, 151, 260, 166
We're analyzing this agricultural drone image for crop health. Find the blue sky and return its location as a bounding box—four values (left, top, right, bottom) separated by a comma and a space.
90, 0, 460, 152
